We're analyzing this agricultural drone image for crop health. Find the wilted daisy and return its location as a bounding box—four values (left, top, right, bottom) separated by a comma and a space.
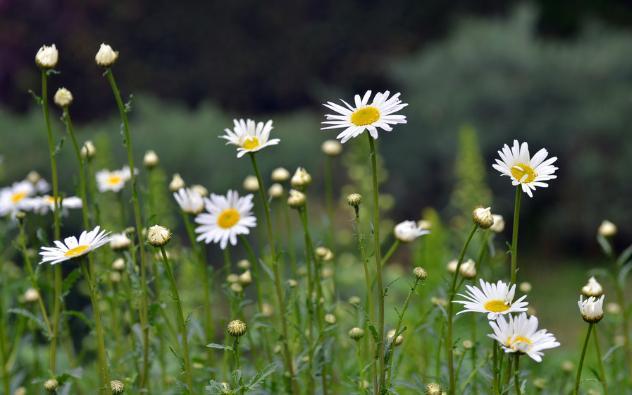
96, 167, 134, 192
321, 90, 407, 143
492, 140, 558, 197
195, 190, 257, 249
220, 119, 280, 158
24, 195, 82, 215
0, 181, 36, 216
455, 279, 528, 320
488, 313, 560, 362
394, 220, 430, 242
173, 188, 204, 214
39, 226, 111, 265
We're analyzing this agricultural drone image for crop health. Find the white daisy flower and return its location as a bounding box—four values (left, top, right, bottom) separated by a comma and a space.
454, 279, 528, 320
96, 166, 135, 192
488, 313, 560, 362
492, 140, 558, 198
24, 195, 82, 215
173, 187, 204, 214
578, 295, 605, 323
394, 220, 430, 242
321, 90, 408, 143
110, 232, 132, 251
39, 226, 111, 265
220, 119, 280, 158
194, 190, 257, 249
0, 181, 35, 216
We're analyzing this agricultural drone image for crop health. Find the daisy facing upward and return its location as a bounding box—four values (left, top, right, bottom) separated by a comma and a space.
488, 313, 560, 362
194, 190, 257, 249
220, 119, 280, 158
454, 279, 528, 320
39, 226, 111, 265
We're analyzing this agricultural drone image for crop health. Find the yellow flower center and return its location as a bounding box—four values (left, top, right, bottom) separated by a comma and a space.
484, 299, 510, 313
107, 175, 122, 185
242, 136, 260, 150
11, 192, 27, 204
350, 106, 380, 126
509, 335, 532, 351
217, 208, 241, 229
64, 245, 90, 258
510, 163, 536, 184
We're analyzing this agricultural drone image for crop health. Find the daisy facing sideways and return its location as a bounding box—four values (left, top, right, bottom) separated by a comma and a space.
454, 279, 528, 320
220, 119, 280, 158
488, 313, 560, 362
39, 226, 111, 265
173, 187, 204, 214
96, 166, 136, 192
321, 90, 407, 143
0, 180, 35, 216
492, 140, 558, 198
195, 190, 257, 249
24, 195, 82, 215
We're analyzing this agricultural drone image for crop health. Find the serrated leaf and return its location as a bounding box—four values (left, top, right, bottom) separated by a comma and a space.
245, 363, 277, 389
63, 310, 93, 329
62, 267, 82, 296
9, 308, 49, 336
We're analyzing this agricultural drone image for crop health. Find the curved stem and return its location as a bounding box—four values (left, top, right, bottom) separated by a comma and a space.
367, 135, 385, 394
592, 325, 608, 395
380, 240, 400, 267
248, 153, 297, 394
510, 186, 522, 284
105, 69, 151, 390
446, 223, 479, 395
574, 323, 593, 395
159, 246, 194, 393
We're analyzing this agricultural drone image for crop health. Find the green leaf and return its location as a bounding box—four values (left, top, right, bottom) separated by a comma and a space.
617, 243, 632, 266
206, 343, 233, 351
9, 308, 49, 336
63, 310, 94, 329
618, 261, 632, 289
596, 234, 612, 257
62, 267, 82, 296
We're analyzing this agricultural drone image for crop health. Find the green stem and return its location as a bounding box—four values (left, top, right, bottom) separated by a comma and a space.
0, 301, 9, 395
513, 355, 521, 395
592, 325, 608, 395
324, 155, 335, 246
41, 69, 62, 375
492, 341, 499, 395
446, 223, 479, 395
510, 186, 522, 284
239, 236, 264, 313
61, 108, 90, 229
159, 246, 194, 393
367, 135, 385, 395
380, 240, 400, 267
248, 152, 297, 394
223, 247, 232, 278
80, 260, 111, 394
574, 323, 593, 395
232, 336, 244, 394
105, 69, 151, 390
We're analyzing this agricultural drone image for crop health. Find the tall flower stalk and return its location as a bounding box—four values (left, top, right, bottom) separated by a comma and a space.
510, 187, 522, 283
574, 323, 593, 395
100, 50, 152, 389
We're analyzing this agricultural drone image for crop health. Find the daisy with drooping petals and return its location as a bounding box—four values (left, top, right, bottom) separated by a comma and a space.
173, 187, 204, 214
492, 140, 558, 198
488, 313, 560, 362
96, 166, 136, 192
321, 90, 408, 143
0, 181, 35, 217
220, 119, 280, 158
454, 279, 528, 320
39, 226, 111, 265
25, 195, 82, 215
194, 190, 257, 249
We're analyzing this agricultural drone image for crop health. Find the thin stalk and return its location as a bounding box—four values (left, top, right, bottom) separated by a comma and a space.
324, 155, 335, 246
248, 152, 298, 393
0, 302, 9, 395
380, 240, 400, 267
223, 247, 232, 277
574, 323, 593, 395
159, 246, 194, 393
61, 108, 90, 228
40, 69, 62, 374
446, 223, 479, 395
232, 336, 244, 394
510, 186, 522, 283
80, 260, 111, 394
592, 325, 608, 395
104, 69, 151, 389
239, 236, 264, 313
613, 265, 632, 377
367, 135, 385, 394
513, 355, 521, 395
492, 341, 499, 395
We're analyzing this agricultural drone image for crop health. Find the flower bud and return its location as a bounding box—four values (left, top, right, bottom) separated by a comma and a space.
533, 378, 546, 390
237, 259, 250, 270
110, 272, 122, 283
490, 214, 505, 233
581, 276, 603, 297
169, 173, 185, 192
262, 303, 274, 317
598, 220, 617, 237
347, 193, 362, 207
81, 140, 96, 159
230, 282, 243, 293
110, 379, 125, 394
36, 44, 58, 68
446, 259, 458, 273
238, 270, 252, 286
95, 43, 119, 67
459, 259, 477, 279
190, 184, 208, 197
268, 183, 284, 198
348, 296, 361, 306
425, 382, 442, 395
226, 274, 239, 284
387, 329, 403, 346
472, 207, 494, 229
271, 167, 290, 182
44, 378, 59, 392
462, 339, 474, 350
14, 387, 26, 395
561, 360, 574, 373
147, 225, 171, 247
348, 327, 365, 341
24, 288, 40, 303
321, 139, 342, 156
324, 313, 336, 324
227, 319, 247, 337
578, 295, 604, 323
291, 167, 312, 188
287, 279, 298, 288
606, 302, 621, 315
143, 150, 159, 168
112, 258, 126, 271
110, 233, 131, 251
243, 175, 259, 192
54, 87, 73, 108
519, 282, 532, 293
413, 266, 427, 280
315, 246, 334, 261
287, 189, 306, 208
